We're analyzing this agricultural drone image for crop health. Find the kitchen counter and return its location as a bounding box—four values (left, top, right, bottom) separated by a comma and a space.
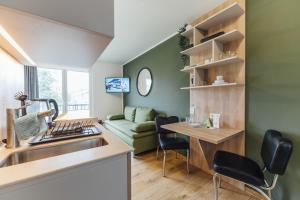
0, 122, 132, 189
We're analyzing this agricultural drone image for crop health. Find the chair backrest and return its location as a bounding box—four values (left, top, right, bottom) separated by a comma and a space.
155, 116, 179, 135
261, 130, 293, 175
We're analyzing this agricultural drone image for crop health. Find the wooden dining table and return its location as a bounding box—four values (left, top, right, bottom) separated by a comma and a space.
162, 122, 245, 189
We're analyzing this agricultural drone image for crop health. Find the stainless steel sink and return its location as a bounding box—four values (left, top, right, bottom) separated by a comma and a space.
0, 138, 108, 168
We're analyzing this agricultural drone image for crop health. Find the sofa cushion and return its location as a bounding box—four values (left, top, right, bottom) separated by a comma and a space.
107, 114, 125, 120
131, 121, 155, 133
135, 107, 154, 123
124, 106, 136, 122
105, 119, 155, 139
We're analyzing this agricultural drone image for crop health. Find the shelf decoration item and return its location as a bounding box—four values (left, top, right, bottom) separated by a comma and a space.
204, 58, 213, 64
210, 113, 221, 129
202, 117, 212, 128
190, 123, 201, 128
185, 116, 191, 123
218, 50, 237, 60
185, 43, 194, 49
190, 74, 195, 86
188, 105, 201, 127
185, 24, 193, 31
200, 31, 225, 43
212, 75, 228, 85
189, 105, 195, 121
178, 24, 190, 66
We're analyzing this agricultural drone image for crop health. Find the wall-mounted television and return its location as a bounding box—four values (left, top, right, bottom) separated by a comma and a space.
105, 77, 130, 93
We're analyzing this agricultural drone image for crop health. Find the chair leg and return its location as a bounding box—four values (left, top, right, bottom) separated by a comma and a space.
267, 189, 272, 199
247, 184, 272, 200
156, 145, 160, 160
186, 149, 190, 174
213, 173, 220, 200
132, 152, 139, 158
163, 150, 167, 177
264, 177, 272, 199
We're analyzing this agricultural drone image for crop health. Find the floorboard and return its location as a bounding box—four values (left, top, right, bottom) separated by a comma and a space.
132, 151, 260, 200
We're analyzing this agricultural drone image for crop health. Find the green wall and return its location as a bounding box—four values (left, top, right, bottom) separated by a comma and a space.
247, 0, 300, 199
124, 35, 189, 118
124, 1, 300, 199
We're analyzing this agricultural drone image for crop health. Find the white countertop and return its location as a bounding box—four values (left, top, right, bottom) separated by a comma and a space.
0, 123, 132, 188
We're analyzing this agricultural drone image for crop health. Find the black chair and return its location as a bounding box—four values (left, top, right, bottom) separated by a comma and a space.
213, 130, 293, 200
155, 116, 190, 177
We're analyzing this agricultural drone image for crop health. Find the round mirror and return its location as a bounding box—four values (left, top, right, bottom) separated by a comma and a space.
137, 68, 153, 96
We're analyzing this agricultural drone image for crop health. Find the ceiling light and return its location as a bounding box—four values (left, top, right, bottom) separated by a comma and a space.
0, 25, 36, 66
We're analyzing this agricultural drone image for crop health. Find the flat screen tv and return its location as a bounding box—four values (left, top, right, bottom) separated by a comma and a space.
105, 77, 130, 93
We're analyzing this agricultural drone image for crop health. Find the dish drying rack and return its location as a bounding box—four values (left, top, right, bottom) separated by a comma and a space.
28, 119, 102, 145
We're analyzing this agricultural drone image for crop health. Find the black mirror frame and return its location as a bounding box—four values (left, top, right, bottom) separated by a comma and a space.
136, 67, 153, 97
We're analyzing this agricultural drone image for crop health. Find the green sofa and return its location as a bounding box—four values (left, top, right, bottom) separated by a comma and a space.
105, 106, 163, 155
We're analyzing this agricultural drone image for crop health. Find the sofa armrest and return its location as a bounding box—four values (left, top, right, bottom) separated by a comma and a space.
107, 114, 125, 120
131, 121, 156, 133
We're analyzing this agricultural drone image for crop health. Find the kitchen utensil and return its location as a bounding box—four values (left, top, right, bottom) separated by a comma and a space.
14, 91, 28, 116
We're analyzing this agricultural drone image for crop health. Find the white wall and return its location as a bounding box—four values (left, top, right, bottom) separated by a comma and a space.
90, 62, 123, 120
0, 48, 24, 139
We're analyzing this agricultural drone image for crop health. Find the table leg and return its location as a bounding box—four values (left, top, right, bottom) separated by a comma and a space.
189, 133, 245, 190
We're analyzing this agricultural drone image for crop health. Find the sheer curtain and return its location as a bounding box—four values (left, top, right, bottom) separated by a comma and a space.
24, 66, 39, 100
0, 48, 24, 139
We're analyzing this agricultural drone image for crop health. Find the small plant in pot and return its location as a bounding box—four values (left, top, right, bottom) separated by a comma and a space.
178, 24, 191, 66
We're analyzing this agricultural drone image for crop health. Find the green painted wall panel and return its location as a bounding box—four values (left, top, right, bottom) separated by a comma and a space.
124, 1, 300, 199
124, 36, 189, 118
247, 0, 300, 199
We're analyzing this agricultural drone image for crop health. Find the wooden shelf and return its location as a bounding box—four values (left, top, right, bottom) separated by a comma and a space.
215, 29, 244, 43
181, 83, 242, 90
195, 3, 244, 31
181, 39, 212, 56
180, 65, 197, 72
181, 28, 193, 38
197, 56, 243, 69
180, 67, 193, 72
180, 56, 243, 72
181, 30, 243, 56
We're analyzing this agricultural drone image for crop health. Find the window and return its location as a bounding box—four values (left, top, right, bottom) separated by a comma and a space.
37, 68, 89, 118
67, 71, 89, 118
37, 68, 63, 113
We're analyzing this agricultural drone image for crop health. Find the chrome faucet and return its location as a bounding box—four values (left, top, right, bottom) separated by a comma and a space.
6, 108, 20, 149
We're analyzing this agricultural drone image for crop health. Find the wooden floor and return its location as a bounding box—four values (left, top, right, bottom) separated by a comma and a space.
132, 151, 261, 200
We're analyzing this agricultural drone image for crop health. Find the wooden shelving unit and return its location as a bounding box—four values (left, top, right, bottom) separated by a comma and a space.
180, 2, 245, 91
179, 0, 246, 190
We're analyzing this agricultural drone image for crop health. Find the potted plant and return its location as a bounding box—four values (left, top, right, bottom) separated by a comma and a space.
178, 24, 191, 66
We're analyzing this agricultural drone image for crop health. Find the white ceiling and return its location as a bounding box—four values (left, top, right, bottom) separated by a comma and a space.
0, 0, 114, 37
99, 0, 225, 65
0, 6, 112, 69
0, 0, 225, 67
